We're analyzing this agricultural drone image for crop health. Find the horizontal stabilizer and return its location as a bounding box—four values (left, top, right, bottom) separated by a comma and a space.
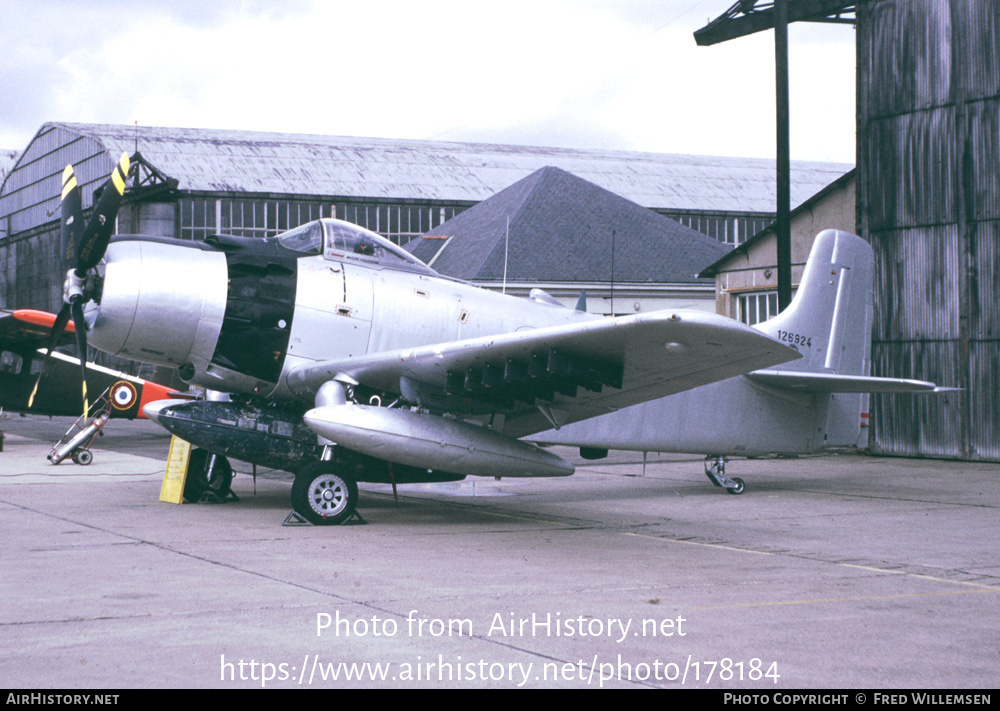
747, 370, 953, 394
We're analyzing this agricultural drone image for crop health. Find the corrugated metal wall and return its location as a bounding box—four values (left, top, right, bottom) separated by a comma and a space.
859, 0, 1000, 461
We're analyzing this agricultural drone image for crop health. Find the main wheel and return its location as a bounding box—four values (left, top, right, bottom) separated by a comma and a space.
184, 448, 234, 502
291, 461, 359, 526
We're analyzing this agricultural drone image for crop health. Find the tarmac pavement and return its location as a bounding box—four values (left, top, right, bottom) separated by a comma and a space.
1, 414, 997, 689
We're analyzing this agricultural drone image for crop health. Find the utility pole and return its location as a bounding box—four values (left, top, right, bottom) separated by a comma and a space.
694, 1, 857, 311
774, 0, 792, 311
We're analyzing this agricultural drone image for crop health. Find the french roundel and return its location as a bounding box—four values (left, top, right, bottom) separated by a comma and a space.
110, 381, 138, 410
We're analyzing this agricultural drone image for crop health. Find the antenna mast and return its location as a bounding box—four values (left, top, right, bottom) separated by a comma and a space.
609, 229, 616, 315
502, 216, 510, 294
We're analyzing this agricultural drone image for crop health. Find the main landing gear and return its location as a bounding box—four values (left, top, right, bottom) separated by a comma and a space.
704, 455, 745, 495
184, 448, 234, 503
291, 460, 360, 526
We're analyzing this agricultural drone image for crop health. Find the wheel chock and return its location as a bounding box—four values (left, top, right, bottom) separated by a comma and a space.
282, 511, 312, 526
196, 489, 239, 505
282, 510, 367, 527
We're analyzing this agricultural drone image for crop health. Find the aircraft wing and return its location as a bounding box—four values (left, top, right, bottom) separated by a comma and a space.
0, 309, 77, 349
286, 310, 800, 438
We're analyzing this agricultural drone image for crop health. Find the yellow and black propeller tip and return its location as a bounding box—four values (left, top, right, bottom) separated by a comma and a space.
77, 152, 129, 273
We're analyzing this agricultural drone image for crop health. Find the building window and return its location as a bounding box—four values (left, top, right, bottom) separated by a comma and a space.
180, 198, 333, 241
737, 291, 779, 326
660, 212, 775, 246
337, 204, 463, 245
178, 197, 468, 245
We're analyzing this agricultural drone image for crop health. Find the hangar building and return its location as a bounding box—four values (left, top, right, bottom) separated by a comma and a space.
0, 150, 17, 184
0, 122, 849, 317
856, 0, 999, 462
692, 0, 998, 462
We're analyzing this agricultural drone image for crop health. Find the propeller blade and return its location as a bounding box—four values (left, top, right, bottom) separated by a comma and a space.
76, 152, 130, 272
71, 299, 91, 418
60, 165, 84, 271
26, 304, 72, 410
30, 155, 127, 417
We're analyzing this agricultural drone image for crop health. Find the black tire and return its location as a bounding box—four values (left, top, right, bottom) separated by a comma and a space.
73, 450, 93, 466
184, 448, 234, 502
725, 477, 745, 495
291, 461, 359, 526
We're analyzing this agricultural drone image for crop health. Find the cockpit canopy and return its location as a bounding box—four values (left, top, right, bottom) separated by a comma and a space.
277, 219, 435, 275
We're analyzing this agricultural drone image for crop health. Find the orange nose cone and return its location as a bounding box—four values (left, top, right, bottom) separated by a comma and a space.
137, 381, 185, 419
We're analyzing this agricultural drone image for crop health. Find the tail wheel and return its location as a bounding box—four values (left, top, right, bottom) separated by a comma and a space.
291, 461, 359, 526
183, 448, 233, 502
725, 477, 746, 495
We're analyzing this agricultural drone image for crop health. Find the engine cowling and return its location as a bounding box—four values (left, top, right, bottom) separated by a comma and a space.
89, 240, 228, 374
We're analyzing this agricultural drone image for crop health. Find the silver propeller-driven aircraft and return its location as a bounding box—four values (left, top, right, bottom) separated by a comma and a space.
41, 155, 940, 523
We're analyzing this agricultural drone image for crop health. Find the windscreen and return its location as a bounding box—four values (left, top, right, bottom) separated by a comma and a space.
320, 220, 433, 273
276, 221, 323, 255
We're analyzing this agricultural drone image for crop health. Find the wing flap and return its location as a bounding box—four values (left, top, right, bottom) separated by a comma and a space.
287, 310, 800, 437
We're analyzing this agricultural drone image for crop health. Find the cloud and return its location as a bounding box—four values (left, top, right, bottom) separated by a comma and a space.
0, 1, 856, 163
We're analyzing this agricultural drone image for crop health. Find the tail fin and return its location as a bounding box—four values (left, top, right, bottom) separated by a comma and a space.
754, 229, 873, 377
753, 230, 873, 449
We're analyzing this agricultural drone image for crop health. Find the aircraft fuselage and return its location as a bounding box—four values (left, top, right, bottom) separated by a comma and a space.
88, 221, 595, 402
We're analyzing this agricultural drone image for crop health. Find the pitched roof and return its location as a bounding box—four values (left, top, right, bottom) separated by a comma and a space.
407, 166, 731, 284
36, 122, 849, 213
698, 168, 857, 278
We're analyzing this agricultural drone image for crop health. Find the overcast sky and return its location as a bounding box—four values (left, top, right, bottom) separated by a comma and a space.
0, 1, 857, 164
